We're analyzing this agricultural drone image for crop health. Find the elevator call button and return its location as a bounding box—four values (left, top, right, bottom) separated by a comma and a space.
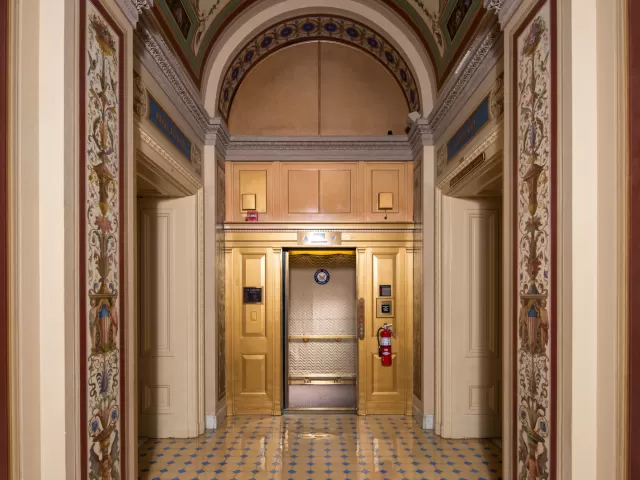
379, 285, 392, 297
376, 298, 394, 318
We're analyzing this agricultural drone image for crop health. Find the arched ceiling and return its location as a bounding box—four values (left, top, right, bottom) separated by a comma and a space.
152, 0, 485, 90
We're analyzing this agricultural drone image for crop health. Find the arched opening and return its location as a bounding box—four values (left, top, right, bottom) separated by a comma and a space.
227, 41, 410, 136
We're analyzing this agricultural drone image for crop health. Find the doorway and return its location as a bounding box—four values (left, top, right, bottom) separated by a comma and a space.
283, 250, 357, 412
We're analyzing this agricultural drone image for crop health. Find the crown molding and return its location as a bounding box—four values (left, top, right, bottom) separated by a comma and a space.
136, 16, 211, 139
427, 17, 502, 141
221, 134, 415, 162
116, 0, 153, 27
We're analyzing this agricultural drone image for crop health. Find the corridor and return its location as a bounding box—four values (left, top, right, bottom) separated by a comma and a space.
138, 415, 502, 480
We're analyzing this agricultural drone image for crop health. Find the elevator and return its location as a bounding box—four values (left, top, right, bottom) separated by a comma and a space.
284, 250, 358, 412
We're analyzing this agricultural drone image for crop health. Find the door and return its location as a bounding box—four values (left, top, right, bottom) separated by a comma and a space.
443, 197, 501, 438
138, 196, 198, 438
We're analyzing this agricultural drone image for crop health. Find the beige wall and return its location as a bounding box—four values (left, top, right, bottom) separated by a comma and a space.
228, 42, 409, 136
225, 160, 414, 223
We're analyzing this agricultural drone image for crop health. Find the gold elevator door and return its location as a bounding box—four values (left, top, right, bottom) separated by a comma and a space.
285, 250, 357, 411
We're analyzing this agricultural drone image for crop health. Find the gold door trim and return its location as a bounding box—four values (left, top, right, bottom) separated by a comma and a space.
225, 223, 414, 416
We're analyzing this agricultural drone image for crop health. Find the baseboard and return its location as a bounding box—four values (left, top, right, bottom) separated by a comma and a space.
205, 415, 216, 430
423, 414, 434, 430
412, 403, 434, 431
205, 401, 228, 430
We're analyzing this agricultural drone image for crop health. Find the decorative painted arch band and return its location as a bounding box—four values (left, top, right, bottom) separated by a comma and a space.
218, 15, 422, 120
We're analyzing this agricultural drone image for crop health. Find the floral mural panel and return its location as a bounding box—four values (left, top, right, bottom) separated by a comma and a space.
513, 1, 556, 478
81, 1, 125, 478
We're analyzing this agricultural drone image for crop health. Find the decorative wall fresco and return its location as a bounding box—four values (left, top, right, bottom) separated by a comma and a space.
152, 0, 484, 89
513, 1, 556, 478
217, 15, 421, 120
81, 1, 125, 478
166, 0, 192, 39
216, 161, 226, 401
445, 0, 473, 40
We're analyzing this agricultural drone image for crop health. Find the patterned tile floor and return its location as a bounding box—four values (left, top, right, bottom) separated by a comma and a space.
138, 415, 502, 480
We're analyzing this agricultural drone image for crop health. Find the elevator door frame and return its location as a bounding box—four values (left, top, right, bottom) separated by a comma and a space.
282, 248, 359, 413
223, 224, 416, 417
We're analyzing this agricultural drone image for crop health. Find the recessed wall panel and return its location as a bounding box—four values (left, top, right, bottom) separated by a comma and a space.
319, 170, 352, 213
288, 170, 319, 213
140, 211, 171, 357
372, 354, 398, 393
242, 355, 267, 394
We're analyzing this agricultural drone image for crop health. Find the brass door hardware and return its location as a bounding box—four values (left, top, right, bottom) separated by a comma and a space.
358, 298, 365, 340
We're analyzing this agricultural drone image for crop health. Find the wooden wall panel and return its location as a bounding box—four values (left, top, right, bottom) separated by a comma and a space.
228, 163, 275, 222
226, 161, 414, 223
280, 162, 358, 222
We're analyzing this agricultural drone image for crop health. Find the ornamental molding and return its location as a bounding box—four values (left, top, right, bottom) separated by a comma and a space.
138, 127, 203, 188
136, 18, 211, 138
222, 135, 416, 161
115, 0, 153, 26
436, 125, 502, 188
217, 15, 422, 120
408, 119, 434, 156
427, 18, 503, 141
133, 71, 147, 117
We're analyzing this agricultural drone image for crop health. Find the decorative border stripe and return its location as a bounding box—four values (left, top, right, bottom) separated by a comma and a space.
512, 1, 557, 477
217, 15, 421, 120
80, 1, 126, 477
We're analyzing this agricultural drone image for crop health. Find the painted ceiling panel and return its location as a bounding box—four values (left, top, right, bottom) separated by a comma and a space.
153, 0, 484, 89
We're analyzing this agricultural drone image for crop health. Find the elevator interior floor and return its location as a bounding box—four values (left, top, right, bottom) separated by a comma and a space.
138, 414, 503, 479
287, 384, 357, 409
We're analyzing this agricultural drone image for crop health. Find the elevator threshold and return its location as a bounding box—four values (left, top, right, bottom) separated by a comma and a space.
284, 408, 356, 414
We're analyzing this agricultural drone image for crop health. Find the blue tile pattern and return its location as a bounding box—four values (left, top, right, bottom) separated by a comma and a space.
139, 415, 502, 479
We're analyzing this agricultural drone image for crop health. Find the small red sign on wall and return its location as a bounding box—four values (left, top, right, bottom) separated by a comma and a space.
245, 211, 259, 222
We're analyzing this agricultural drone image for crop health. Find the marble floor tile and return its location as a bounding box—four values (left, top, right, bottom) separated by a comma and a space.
139, 415, 502, 480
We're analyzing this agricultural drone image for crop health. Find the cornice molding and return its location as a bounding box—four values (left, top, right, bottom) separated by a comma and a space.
220, 133, 418, 161
138, 127, 203, 188
408, 119, 434, 157
136, 17, 211, 138
115, 0, 153, 27
436, 125, 502, 188
427, 17, 503, 140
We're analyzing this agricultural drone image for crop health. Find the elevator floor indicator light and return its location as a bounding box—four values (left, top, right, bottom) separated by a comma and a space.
379, 285, 392, 297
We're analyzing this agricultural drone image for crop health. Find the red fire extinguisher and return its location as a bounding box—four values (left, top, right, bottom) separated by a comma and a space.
377, 323, 395, 366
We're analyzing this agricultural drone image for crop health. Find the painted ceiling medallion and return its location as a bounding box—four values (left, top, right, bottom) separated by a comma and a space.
218, 15, 421, 120
314, 269, 330, 285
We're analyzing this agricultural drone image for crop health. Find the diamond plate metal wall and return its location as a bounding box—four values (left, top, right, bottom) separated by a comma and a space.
288, 255, 356, 379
